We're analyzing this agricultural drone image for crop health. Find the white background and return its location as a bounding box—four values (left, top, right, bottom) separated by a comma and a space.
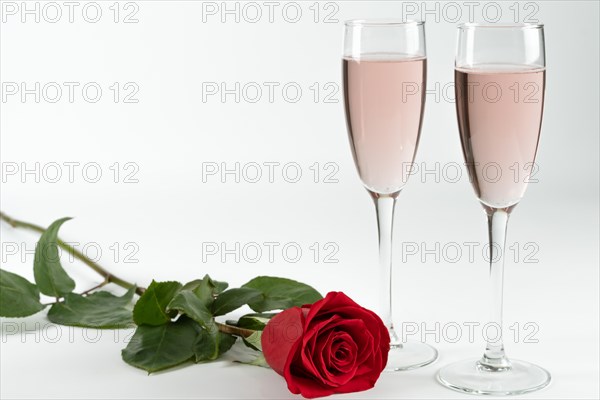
1, 1, 598, 399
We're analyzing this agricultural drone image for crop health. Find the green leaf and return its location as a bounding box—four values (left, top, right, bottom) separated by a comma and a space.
192, 328, 217, 362
0, 269, 45, 317
133, 281, 182, 326
47, 287, 135, 328
212, 288, 262, 316
167, 290, 215, 332
242, 276, 322, 312
181, 275, 225, 309
33, 217, 76, 297
121, 317, 198, 373
243, 331, 263, 352
212, 280, 229, 294
236, 313, 276, 331
228, 338, 269, 368
192, 329, 237, 362
182, 276, 228, 294
218, 332, 237, 354
239, 353, 269, 368
181, 279, 204, 292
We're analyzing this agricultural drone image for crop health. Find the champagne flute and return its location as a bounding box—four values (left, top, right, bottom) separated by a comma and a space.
437, 23, 550, 395
342, 20, 437, 371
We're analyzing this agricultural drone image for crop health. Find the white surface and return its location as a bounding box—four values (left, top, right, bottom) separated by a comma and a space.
1, 1, 599, 399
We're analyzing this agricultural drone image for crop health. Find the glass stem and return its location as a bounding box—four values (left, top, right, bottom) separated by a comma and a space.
373, 192, 401, 347
479, 207, 511, 371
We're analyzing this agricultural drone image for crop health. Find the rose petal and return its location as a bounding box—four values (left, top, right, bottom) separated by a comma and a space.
300, 315, 342, 384
284, 372, 336, 399
301, 293, 330, 322
305, 292, 359, 319
311, 331, 357, 387
329, 333, 358, 372
321, 332, 358, 385
302, 315, 342, 352
262, 307, 304, 376
285, 365, 378, 399
311, 330, 340, 386
326, 373, 380, 396
326, 305, 389, 372
305, 320, 365, 387
307, 317, 375, 368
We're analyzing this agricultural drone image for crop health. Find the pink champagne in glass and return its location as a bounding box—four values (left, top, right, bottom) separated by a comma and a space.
344, 55, 426, 194
455, 66, 546, 208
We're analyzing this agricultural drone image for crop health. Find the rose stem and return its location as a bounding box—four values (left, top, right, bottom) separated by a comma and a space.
215, 322, 254, 338
0, 211, 255, 338
0, 211, 145, 296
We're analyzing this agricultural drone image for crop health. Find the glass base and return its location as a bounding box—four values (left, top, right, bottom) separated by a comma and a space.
437, 358, 551, 395
385, 340, 438, 371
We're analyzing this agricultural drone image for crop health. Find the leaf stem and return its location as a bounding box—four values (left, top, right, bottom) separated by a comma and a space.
0, 211, 145, 296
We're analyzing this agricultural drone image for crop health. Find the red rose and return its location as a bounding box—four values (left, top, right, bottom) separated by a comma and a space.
261, 292, 389, 398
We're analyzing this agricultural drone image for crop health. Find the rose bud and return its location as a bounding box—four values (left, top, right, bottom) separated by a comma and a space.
261, 291, 389, 398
